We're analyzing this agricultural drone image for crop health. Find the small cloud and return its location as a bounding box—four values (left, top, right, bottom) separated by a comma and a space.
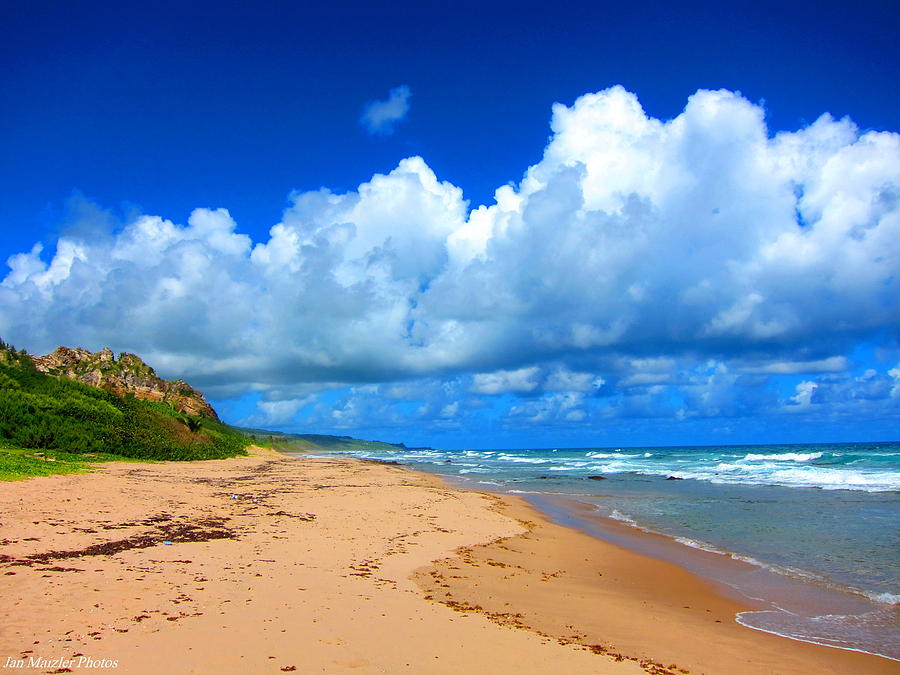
741, 356, 849, 375
471, 367, 540, 395
789, 381, 818, 407
360, 85, 412, 135
509, 392, 586, 424
544, 368, 604, 392
890, 365, 900, 397
439, 401, 459, 418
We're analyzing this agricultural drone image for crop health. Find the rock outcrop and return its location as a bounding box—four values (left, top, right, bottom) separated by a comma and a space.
32, 346, 218, 420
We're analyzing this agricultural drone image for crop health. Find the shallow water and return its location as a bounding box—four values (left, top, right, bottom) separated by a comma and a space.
309, 441, 900, 660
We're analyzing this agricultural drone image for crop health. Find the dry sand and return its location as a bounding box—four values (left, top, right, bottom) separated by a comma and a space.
0, 449, 893, 674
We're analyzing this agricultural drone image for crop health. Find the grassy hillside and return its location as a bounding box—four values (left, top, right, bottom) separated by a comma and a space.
234, 427, 423, 453
0, 341, 249, 479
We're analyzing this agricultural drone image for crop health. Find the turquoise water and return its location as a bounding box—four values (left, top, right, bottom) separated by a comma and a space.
312, 441, 900, 659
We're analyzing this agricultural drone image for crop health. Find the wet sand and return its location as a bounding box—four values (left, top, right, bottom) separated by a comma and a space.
0, 449, 893, 673
415, 488, 896, 674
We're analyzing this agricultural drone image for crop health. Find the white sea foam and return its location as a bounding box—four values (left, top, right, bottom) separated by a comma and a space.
607, 509, 639, 527
647, 461, 900, 492
729, 554, 834, 585
420, 448, 900, 491
548, 463, 591, 470
863, 591, 900, 605
673, 536, 728, 555
496, 455, 553, 464
346, 445, 899, 492
767, 467, 900, 491
742, 452, 824, 462
586, 451, 641, 458
583, 464, 632, 474
736, 610, 900, 661
713, 462, 749, 471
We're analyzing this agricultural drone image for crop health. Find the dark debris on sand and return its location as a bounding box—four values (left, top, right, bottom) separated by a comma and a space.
1, 515, 236, 568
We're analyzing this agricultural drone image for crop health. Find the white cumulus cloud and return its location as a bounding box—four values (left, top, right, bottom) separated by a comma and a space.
2, 86, 899, 430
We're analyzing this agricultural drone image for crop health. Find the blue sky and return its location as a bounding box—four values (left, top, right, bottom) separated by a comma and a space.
1, 1, 899, 448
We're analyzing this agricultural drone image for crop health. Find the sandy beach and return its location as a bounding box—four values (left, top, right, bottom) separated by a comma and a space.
0, 449, 894, 674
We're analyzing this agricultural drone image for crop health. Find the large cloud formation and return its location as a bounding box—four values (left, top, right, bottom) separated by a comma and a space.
2, 87, 899, 432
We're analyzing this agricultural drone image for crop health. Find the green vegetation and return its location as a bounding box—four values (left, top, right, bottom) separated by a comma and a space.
0, 443, 89, 481
233, 426, 426, 453
179, 413, 204, 433
0, 442, 150, 482
0, 340, 249, 480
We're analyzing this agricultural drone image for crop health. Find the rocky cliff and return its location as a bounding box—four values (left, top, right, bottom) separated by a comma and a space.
32, 346, 219, 420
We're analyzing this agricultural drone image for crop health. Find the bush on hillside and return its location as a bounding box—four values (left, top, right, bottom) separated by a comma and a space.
0, 340, 248, 461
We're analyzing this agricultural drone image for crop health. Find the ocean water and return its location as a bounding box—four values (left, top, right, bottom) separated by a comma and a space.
310, 441, 900, 660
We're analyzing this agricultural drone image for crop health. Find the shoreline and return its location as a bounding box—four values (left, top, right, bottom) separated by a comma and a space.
347, 444, 899, 661
0, 450, 894, 673
412, 477, 895, 674
521, 491, 899, 661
